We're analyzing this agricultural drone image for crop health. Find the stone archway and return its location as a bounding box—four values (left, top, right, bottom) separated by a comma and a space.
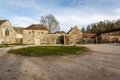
56, 34, 64, 44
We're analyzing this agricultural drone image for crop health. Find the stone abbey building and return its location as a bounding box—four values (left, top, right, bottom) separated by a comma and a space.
0, 20, 83, 45
0, 20, 119, 45
0, 20, 16, 44
23, 24, 83, 45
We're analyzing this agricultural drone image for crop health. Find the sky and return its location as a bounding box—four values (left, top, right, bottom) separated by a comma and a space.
0, 0, 120, 32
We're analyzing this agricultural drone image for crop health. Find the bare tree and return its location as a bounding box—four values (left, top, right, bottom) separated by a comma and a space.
40, 14, 60, 33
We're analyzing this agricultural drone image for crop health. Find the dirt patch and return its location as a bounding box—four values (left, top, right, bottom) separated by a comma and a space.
0, 44, 120, 80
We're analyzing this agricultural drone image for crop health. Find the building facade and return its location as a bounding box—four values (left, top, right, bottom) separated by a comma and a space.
67, 26, 83, 44
14, 27, 23, 44
1, 20, 119, 45
23, 24, 83, 45
101, 31, 120, 43
0, 20, 16, 44
23, 24, 49, 45
82, 33, 96, 44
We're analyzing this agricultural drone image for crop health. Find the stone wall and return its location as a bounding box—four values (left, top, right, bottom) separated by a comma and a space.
23, 30, 49, 45
46, 34, 56, 44
64, 34, 69, 45
23, 26, 83, 45
101, 31, 120, 43
0, 21, 16, 44
68, 27, 83, 44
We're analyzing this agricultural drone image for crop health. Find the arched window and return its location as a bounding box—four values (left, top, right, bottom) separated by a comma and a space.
5, 29, 9, 36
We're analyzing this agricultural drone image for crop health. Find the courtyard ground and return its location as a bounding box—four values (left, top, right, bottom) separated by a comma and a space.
0, 44, 120, 80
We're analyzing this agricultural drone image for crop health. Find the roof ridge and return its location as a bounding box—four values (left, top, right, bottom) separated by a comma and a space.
0, 20, 8, 25
24, 24, 48, 31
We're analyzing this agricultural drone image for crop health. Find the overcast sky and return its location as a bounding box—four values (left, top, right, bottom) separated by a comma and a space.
0, 0, 120, 32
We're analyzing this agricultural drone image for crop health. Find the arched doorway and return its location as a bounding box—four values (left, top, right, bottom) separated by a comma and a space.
56, 34, 64, 44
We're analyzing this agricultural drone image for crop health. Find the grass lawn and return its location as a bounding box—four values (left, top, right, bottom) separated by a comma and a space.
8, 46, 86, 56
0, 45, 9, 48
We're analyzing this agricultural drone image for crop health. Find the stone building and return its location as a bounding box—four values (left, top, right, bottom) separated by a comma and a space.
1, 19, 119, 45
23, 24, 49, 45
14, 27, 23, 44
67, 26, 83, 44
54, 31, 65, 44
0, 20, 16, 44
82, 33, 96, 44
23, 25, 83, 45
101, 31, 120, 43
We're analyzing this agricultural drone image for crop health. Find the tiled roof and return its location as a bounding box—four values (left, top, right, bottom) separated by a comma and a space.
54, 31, 65, 34
0, 20, 7, 25
24, 24, 48, 31
83, 34, 96, 38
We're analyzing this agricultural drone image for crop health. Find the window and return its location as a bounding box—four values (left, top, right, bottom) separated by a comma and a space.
41, 32, 44, 35
29, 32, 31, 34
5, 29, 9, 36
38, 32, 40, 35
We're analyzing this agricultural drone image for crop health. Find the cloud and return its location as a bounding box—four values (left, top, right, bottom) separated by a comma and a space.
10, 16, 39, 27
0, 0, 120, 32
8, 6, 118, 31
55, 7, 120, 31
115, 8, 120, 13
0, 0, 40, 9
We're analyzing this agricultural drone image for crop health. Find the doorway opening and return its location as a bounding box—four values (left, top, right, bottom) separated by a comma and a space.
56, 34, 64, 44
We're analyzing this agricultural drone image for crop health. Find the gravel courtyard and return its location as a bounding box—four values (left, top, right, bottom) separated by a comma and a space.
0, 44, 120, 80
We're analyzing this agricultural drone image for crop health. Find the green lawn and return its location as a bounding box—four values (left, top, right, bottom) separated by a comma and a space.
8, 46, 86, 56
0, 45, 9, 48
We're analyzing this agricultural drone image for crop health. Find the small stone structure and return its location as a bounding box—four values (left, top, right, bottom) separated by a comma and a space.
82, 33, 96, 44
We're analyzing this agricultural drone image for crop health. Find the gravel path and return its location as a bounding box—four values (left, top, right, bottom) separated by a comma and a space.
0, 44, 120, 80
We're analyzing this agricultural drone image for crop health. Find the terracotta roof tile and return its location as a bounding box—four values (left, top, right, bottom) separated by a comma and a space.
24, 24, 48, 31
0, 20, 7, 25
83, 34, 96, 38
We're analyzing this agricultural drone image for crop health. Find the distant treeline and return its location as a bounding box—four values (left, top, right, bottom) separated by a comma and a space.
81, 19, 120, 34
